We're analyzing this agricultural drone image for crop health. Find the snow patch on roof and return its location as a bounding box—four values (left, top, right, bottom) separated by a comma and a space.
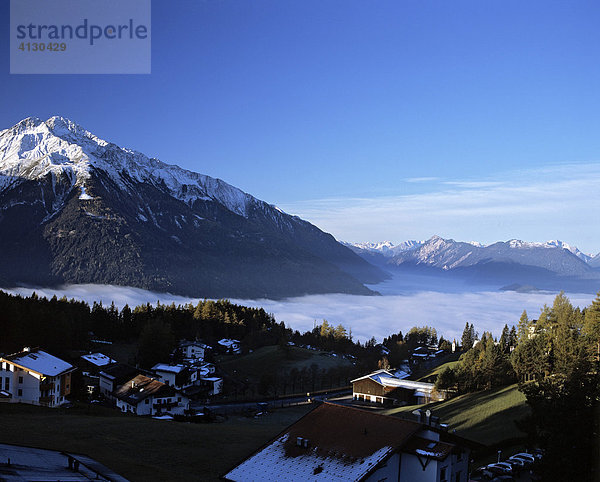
225, 434, 393, 482
6, 349, 73, 376
81, 353, 116, 367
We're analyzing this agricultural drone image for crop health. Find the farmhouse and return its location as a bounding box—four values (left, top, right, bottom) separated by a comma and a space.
114, 374, 189, 416
223, 402, 474, 482
351, 370, 450, 405
0, 347, 75, 407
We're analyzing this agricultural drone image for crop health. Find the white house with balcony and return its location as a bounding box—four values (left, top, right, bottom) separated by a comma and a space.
0, 347, 75, 407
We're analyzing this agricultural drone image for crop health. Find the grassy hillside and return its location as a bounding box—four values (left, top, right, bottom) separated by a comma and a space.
219, 345, 352, 378
0, 402, 311, 481
384, 384, 529, 446
416, 359, 461, 383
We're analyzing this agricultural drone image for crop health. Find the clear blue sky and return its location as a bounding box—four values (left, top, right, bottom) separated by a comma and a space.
2, 1, 600, 252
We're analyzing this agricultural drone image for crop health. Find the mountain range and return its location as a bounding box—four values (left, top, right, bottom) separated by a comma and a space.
0, 116, 386, 298
345, 236, 600, 293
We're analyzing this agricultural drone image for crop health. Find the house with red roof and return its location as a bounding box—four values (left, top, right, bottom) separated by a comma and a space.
223, 402, 477, 481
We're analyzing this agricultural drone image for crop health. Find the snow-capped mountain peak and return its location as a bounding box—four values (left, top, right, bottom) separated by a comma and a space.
0, 116, 386, 298
0, 116, 257, 218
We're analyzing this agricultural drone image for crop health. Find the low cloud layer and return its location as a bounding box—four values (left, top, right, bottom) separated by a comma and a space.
2, 283, 594, 343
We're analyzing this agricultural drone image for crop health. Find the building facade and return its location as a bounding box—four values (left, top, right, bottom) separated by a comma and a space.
0, 348, 75, 407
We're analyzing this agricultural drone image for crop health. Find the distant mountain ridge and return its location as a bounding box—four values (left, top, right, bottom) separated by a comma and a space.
345, 236, 600, 293
0, 116, 386, 298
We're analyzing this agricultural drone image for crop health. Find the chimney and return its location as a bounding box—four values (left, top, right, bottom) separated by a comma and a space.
23, 347, 30, 352
296, 437, 303, 447
425, 409, 431, 425
303, 439, 310, 449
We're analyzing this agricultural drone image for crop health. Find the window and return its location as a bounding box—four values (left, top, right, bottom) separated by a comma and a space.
18, 376, 23, 384
4, 377, 9, 390
440, 467, 447, 482
17, 389, 22, 396
455, 471, 462, 482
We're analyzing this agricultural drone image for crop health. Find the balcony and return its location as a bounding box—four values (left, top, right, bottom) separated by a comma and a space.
153, 401, 179, 411
39, 395, 54, 406
40, 382, 54, 391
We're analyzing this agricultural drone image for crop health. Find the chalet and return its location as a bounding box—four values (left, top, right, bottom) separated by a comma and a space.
114, 374, 189, 416
352, 370, 451, 405
98, 363, 144, 399
223, 402, 475, 482
79, 352, 116, 374
79, 352, 117, 394
152, 363, 188, 388
179, 340, 211, 362
0, 347, 75, 407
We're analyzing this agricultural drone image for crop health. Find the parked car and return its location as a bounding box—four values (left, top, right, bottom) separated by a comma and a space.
509, 454, 534, 468
504, 457, 527, 470
471, 466, 495, 480
513, 452, 536, 463
487, 463, 514, 475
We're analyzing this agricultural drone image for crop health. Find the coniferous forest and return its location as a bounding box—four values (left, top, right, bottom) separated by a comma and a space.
1, 289, 599, 479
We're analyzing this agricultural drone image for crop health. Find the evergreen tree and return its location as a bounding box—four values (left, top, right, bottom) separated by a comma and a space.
583, 291, 600, 359
461, 322, 475, 351
517, 310, 531, 344
508, 325, 518, 349
499, 324, 510, 353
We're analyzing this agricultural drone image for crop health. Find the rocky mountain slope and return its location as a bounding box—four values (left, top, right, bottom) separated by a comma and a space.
0, 116, 386, 298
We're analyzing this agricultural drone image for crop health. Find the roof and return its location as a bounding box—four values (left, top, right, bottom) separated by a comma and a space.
218, 338, 240, 347
114, 375, 175, 405
403, 436, 456, 460
0, 443, 129, 482
179, 340, 211, 349
98, 363, 140, 383
352, 370, 436, 393
3, 348, 74, 377
80, 352, 116, 367
224, 403, 423, 481
152, 363, 186, 374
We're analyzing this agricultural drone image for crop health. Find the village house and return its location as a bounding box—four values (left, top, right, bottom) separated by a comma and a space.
114, 374, 189, 416
352, 370, 451, 405
0, 347, 75, 407
98, 363, 146, 400
151, 363, 189, 388
223, 402, 475, 482
79, 352, 117, 395
218, 338, 241, 354
79, 353, 117, 374
178, 340, 211, 362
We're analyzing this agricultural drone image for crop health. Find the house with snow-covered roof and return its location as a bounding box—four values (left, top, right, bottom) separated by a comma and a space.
218, 338, 241, 354
351, 370, 451, 405
0, 347, 75, 407
223, 402, 476, 482
178, 340, 211, 362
